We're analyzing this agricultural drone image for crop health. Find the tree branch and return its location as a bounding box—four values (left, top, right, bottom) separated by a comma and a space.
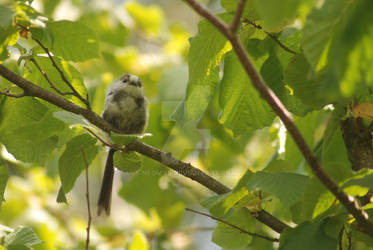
186, 208, 279, 242
0, 63, 288, 233
182, 0, 373, 237
230, 0, 247, 33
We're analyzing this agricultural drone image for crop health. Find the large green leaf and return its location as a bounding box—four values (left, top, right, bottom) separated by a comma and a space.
219, 52, 275, 136
3, 226, 43, 248
301, 0, 352, 69
0, 97, 63, 164
58, 133, 98, 194
246, 171, 308, 208
253, 0, 303, 32
182, 15, 232, 121
48, 20, 100, 62
280, 219, 337, 250
321, 0, 373, 99
261, 52, 312, 116
212, 208, 255, 249
284, 54, 326, 108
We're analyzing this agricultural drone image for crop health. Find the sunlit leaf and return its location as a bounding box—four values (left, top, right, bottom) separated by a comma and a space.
3, 226, 43, 248
58, 134, 98, 194
128, 231, 149, 250
219, 51, 275, 136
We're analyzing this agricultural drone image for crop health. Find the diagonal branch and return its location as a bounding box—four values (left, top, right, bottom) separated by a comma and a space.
0, 63, 288, 233
230, 0, 247, 33
181, 0, 373, 237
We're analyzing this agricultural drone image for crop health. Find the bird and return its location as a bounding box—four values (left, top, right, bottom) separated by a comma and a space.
97, 74, 148, 215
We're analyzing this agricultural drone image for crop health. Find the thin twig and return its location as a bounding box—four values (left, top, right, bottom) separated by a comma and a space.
185, 208, 279, 242
243, 19, 297, 55
81, 147, 92, 250
0, 89, 26, 98
30, 57, 74, 95
0, 64, 289, 233
32, 38, 90, 109
181, 0, 373, 237
230, 0, 247, 33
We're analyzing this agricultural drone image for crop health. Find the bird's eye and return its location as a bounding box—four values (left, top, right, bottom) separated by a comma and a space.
108, 91, 113, 95
120, 74, 130, 83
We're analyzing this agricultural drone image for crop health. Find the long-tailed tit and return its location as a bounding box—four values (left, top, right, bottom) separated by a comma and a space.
97, 74, 148, 215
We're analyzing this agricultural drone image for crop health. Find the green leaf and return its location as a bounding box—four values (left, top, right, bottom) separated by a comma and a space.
4, 226, 43, 248
0, 163, 8, 205
0, 5, 14, 28
253, 0, 303, 32
260, 52, 312, 116
202, 188, 248, 217
301, 177, 334, 220
246, 171, 308, 208
284, 111, 318, 170
301, 0, 352, 69
0, 97, 61, 164
114, 151, 142, 172
48, 20, 100, 62
183, 15, 232, 122
0, 26, 18, 61
212, 208, 255, 249
279, 220, 337, 250
24, 56, 88, 107
221, 0, 257, 19
321, 0, 373, 99
343, 171, 373, 190
219, 51, 275, 136
284, 54, 325, 108
128, 231, 149, 250
58, 134, 98, 194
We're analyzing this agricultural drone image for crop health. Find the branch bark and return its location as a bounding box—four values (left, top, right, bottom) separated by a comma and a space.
0, 63, 288, 233
181, 0, 373, 237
